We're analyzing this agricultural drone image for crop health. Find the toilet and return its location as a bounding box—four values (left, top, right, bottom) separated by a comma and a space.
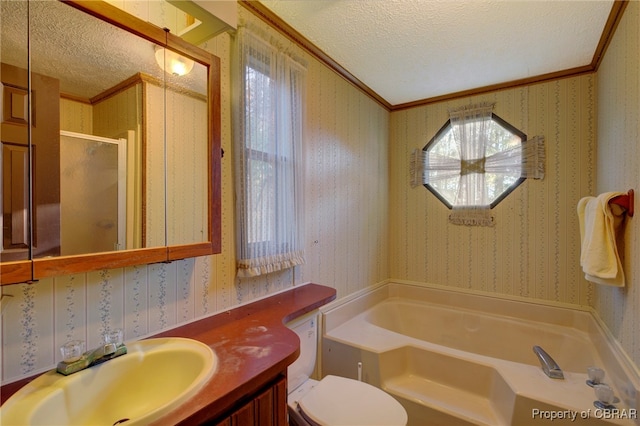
286, 312, 408, 426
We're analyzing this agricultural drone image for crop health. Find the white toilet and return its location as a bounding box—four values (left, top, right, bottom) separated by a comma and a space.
286, 312, 408, 426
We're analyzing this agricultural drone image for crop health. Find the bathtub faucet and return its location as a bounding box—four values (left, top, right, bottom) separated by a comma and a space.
533, 345, 564, 379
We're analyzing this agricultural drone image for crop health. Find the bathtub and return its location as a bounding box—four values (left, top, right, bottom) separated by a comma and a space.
320, 282, 640, 426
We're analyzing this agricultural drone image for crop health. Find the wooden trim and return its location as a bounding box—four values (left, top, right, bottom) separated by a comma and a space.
393, 65, 596, 111
89, 73, 145, 104
61, 74, 146, 105
167, 243, 215, 261
0, 260, 33, 285
209, 55, 223, 255
591, 0, 629, 71
60, 93, 91, 105
135, 73, 208, 103
62, 1, 213, 65
140, 79, 149, 250
63, 1, 167, 46
32, 247, 167, 278
64, 72, 208, 107
240, 0, 629, 112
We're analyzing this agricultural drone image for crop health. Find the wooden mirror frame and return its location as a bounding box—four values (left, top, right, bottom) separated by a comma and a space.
0, 0, 221, 285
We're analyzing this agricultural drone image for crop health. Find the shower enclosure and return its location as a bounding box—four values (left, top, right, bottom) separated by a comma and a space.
60, 130, 126, 256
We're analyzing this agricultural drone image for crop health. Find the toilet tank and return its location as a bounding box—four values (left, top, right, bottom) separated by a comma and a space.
285, 311, 319, 392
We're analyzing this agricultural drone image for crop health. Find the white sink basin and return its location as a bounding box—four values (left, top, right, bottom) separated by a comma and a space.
0, 337, 217, 425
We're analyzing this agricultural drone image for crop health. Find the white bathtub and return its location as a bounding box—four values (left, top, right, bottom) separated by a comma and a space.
364, 298, 597, 373
320, 282, 640, 426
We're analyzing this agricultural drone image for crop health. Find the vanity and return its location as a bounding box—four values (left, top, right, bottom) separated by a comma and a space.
0, 283, 337, 425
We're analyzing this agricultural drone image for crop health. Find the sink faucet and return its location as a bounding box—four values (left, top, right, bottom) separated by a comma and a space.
533, 345, 564, 379
57, 331, 127, 376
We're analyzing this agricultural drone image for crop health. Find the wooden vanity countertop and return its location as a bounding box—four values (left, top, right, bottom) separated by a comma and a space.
0, 283, 337, 425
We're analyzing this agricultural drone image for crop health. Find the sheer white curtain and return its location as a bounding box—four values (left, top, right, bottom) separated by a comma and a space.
233, 25, 306, 277
449, 103, 494, 209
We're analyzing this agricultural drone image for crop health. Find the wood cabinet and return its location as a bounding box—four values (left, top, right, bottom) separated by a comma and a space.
215, 375, 288, 426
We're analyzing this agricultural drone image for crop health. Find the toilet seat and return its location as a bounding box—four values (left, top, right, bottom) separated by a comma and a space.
297, 375, 407, 426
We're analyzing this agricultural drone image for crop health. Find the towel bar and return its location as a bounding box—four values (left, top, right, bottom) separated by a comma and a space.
609, 189, 634, 217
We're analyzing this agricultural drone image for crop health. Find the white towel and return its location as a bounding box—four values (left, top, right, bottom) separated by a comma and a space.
577, 192, 625, 287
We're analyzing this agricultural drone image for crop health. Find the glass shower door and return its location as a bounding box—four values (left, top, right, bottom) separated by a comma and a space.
60, 131, 126, 256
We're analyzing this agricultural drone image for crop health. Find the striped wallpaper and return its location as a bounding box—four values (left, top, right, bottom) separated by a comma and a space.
389, 75, 597, 306
594, 0, 640, 372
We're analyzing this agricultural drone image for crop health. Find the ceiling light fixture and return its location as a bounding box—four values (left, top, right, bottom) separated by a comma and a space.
154, 46, 194, 76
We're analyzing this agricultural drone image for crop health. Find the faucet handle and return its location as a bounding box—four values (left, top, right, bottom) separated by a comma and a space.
103, 329, 123, 346
595, 384, 614, 404
587, 366, 605, 387
60, 340, 85, 363
594, 384, 617, 410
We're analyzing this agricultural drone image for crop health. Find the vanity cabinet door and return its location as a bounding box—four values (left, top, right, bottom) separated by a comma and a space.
254, 375, 287, 425
216, 375, 287, 426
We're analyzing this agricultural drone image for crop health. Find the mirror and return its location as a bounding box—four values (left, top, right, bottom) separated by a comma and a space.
0, 0, 221, 284
1, 0, 31, 283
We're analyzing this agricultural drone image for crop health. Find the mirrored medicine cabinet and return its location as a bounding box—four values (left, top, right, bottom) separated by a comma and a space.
1, 0, 221, 285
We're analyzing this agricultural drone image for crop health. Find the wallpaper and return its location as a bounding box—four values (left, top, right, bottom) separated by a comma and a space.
389, 76, 597, 306
594, 0, 640, 370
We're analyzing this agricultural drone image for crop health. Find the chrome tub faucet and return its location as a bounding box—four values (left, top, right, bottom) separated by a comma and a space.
533, 345, 564, 379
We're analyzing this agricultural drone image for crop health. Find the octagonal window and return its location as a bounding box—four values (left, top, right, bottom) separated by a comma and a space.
422, 113, 526, 209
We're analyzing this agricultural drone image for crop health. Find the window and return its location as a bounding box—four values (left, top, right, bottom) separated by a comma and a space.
411, 103, 544, 226
233, 26, 306, 277
424, 113, 526, 209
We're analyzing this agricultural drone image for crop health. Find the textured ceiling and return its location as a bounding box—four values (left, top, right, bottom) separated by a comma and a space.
258, 0, 614, 106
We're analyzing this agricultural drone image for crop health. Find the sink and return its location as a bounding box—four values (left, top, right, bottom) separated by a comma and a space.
0, 337, 217, 425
